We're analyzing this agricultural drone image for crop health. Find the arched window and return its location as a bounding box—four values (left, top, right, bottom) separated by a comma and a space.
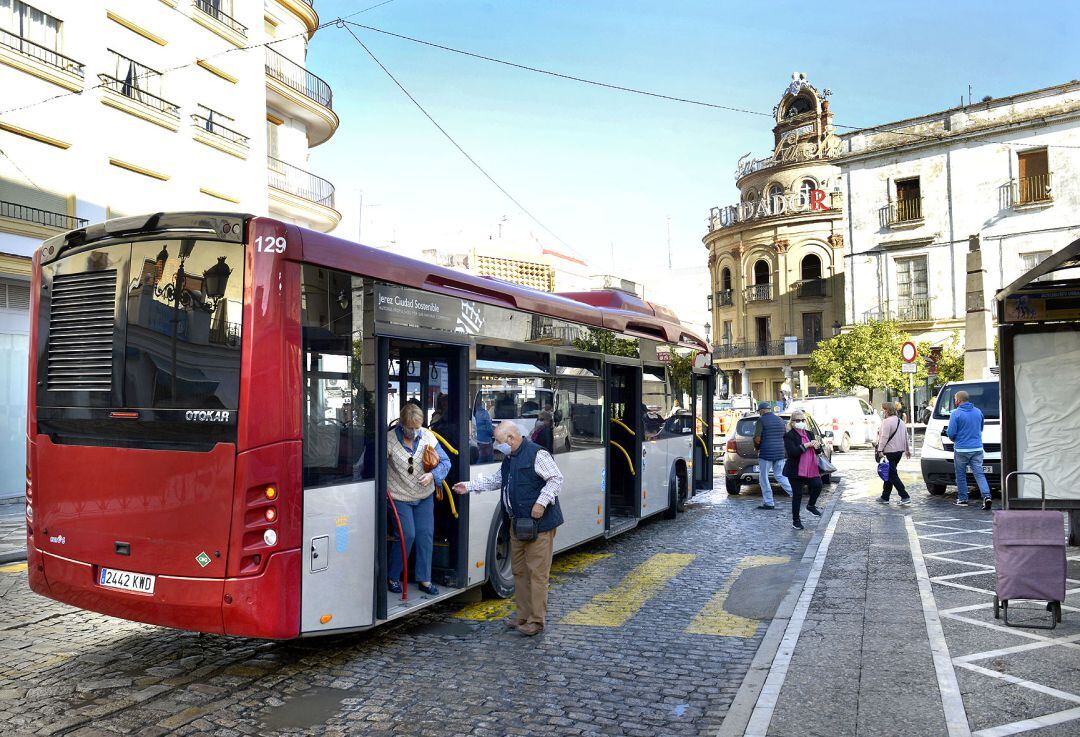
754, 260, 771, 285
801, 254, 822, 281
768, 183, 784, 204
785, 95, 814, 118
744, 188, 758, 203
721, 267, 732, 291
799, 179, 816, 205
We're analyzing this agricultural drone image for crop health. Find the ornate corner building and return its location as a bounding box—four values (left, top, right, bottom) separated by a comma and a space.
703, 74, 846, 402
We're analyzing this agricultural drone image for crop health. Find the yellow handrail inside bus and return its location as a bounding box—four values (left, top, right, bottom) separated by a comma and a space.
695, 416, 706, 428
694, 433, 710, 458
610, 418, 635, 436
609, 440, 636, 475
442, 480, 458, 518
430, 430, 459, 456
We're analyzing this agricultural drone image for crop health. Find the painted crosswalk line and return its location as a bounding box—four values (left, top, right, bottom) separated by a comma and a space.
686, 555, 790, 637
0, 562, 28, 574
453, 552, 613, 621
561, 553, 696, 628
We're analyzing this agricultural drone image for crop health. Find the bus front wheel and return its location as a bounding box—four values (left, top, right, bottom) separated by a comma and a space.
485, 512, 515, 599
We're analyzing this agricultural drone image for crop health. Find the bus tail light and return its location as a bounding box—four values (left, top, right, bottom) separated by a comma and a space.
832, 418, 840, 431
239, 484, 279, 574
263, 529, 278, 546
264, 507, 277, 523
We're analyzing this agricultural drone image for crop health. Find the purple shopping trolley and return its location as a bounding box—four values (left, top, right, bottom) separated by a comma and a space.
993, 472, 1066, 629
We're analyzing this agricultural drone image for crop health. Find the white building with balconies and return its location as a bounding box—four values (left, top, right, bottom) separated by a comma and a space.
838, 80, 1080, 343
0, 0, 342, 498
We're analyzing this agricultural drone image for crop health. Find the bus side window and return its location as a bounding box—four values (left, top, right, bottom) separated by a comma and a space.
300, 266, 374, 487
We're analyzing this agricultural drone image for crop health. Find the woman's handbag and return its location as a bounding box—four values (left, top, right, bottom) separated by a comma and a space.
421, 441, 440, 473
512, 516, 539, 542
817, 453, 837, 474
877, 459, 892, 482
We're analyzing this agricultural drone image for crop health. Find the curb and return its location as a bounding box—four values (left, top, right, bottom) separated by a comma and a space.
716, 477, 845, 737
0, 550, 27, 564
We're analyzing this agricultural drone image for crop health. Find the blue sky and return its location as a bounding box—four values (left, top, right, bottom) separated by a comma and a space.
307, 0, 1080, 276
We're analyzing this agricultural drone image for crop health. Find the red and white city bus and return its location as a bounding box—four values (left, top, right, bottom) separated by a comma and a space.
25, 212, 714, 639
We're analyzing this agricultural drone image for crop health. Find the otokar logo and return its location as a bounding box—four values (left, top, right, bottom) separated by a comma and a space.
49, 534, 66, 545
185, 410, 231, 423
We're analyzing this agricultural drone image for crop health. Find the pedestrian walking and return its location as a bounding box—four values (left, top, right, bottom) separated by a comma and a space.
753, 401, 791, 510
453, 421, 564, 636
947, 390, 992, 510
876, 403, 912, 505
782, 409, 824, 530
386, 403, 452, 596
474, 400, 495, 463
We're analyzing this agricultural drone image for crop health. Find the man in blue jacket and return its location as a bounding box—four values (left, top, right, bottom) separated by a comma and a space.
947, 390, 992, 510
753, 402, 791, 510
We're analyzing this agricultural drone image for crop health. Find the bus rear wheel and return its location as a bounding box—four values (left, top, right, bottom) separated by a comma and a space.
484, 512, 515, 599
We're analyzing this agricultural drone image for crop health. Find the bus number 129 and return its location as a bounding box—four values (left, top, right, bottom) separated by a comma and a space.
254, 236, 287, 253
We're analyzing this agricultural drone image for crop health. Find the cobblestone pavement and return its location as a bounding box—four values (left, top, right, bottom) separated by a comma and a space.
0, 501, 25, 562
738, 449, 1080, 737
0, 470, 843, 737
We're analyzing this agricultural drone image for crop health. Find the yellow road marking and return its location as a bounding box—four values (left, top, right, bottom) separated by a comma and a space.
0, 562, 28, 574
561, 552, 696, 627
453, 552, 613, 621
862, 471, 918, 497
686, 555, 789, 637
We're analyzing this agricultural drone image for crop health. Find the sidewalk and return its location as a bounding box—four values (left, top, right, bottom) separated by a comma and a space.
0, 500, 25, 563
722, 450, 1080, 737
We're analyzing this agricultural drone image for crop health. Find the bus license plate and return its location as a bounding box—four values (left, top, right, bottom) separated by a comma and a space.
99, 567, 155, 594
983, 465, 995, 475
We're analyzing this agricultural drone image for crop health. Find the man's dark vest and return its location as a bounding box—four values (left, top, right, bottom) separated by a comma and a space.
757, 412, 787, 461
500, 438, 564, 533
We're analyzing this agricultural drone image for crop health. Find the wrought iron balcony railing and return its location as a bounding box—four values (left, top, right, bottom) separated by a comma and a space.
745, 283, 773, 302
714, 338, 821, 359
1, 200, 88, 230
795, 278, 826, 299
1015, 173, 1052, 205
268, 156, 335, 208
882, 197, 924, 226
861, 297, 931, 323
193, 0, 247, 36
0, 27, 84, 76
192, 106, 249, 146
99, 74, 180, 117
265, 47, 333, 109
716, 289, 734, 307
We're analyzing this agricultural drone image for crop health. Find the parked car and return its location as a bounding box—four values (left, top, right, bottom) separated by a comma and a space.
921, 379, 1001, 495
789, 395, 880, 452
722, 412, 834, 494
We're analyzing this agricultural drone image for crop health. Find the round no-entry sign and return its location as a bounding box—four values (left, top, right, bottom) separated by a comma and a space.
901, 341, 918, 363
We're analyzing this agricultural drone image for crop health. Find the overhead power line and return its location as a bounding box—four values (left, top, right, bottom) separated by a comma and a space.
339, 22, 582, 259
341, 21, 1080, 151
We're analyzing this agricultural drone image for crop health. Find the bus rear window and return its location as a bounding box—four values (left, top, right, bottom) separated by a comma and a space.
934, 382, 1000, 420
124, 240, 243, 410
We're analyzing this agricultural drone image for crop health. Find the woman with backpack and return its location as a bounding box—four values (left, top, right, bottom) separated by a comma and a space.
876, 403, 911, 505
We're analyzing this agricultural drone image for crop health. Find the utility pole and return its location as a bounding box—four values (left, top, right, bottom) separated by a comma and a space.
666, 216, 672, 269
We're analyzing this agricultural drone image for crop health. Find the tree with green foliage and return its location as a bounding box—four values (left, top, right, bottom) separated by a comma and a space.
808, 321, 911, 394
917, 332, 964, 385
665, 348, 693, 402
572, 327, 639, 358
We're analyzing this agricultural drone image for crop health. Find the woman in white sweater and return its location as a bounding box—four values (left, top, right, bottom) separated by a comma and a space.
876, 402, 911, 505
387, 402, 451, 595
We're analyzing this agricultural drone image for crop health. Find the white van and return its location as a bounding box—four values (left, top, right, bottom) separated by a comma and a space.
790, 395, 881, 452
920, 379, 1001, 495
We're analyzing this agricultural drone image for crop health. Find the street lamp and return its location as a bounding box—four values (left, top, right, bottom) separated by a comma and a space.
831, 320, 842, 336
202, 256, 232, 301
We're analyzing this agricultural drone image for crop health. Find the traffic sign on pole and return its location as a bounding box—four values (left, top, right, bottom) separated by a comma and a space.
902, 363, 918, 374
901, 341, 918, 363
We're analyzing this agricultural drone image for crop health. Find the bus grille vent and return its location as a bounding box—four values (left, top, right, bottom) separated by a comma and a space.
47, 270, 117, 392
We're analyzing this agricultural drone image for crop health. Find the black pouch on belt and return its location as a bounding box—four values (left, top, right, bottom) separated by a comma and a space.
512, 516, 539, 542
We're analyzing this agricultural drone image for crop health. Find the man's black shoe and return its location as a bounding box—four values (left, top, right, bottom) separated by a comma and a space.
807, 506, 822, 517
983, 497, 993, 511
756, 504, 776, 510
792, 521, 805, 530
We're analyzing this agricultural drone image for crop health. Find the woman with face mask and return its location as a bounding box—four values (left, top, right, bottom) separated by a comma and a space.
782, 409, 824, 530
386, 402, 451, 596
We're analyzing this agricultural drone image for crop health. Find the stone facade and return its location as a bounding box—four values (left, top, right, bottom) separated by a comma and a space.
704, 74, 846, 402
838, 80, 1080, 346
